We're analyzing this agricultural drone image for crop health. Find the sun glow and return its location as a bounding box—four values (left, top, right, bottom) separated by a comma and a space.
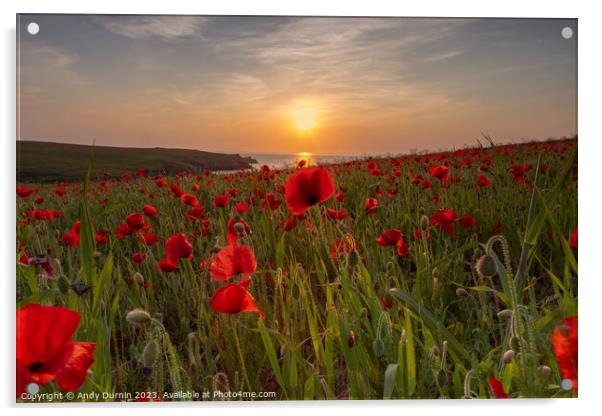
289, 100, 321, 133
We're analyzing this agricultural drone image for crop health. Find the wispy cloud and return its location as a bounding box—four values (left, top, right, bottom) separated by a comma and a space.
97, 16, 207, 40
422, 50, 463, 63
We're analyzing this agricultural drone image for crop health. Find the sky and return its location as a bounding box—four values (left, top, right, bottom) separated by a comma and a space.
17, 15, 577, 155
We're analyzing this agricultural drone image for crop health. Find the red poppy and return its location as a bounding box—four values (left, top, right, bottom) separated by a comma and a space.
280, 216, 297, 231
477, 174, 492, 187
61, 232, 80, 247
139, 232, 160, 246
55, 187, 66, 197
552, 316, 578, 393
213, 194, 230, 208
284, 167, 335, 215
209, 276, 265, 318
227, 218, 251, 245
429, 165, 449, 183
143, 204, 157, 218
488, 376, 508, 399
365, 198, 378, 215
95, 229, 110, 245
326, 208, 348, 220
263, 192, 283, 211
458, 214, 477, 229
156, 257, 179, 272
34, 197, 44, 205
125, 213, 145, 233
16, 304, 95, 395
186, 206, 206, 221
17, 186, 36, 198
570, 227, 578, 249
210, 245, 257, 281
492, 220, 502, 235
181, 193, 198, 207
115, 223, 132, 239
510, 164, 532, 184
297, 159, 307, 168
234, 202, 249, 214
331, 236, 358, 262
335, 191, 345, 202
131, 252, 147, 264
165, 233, 193, 261
430, 209, 457, 236
376, 229, 402, 246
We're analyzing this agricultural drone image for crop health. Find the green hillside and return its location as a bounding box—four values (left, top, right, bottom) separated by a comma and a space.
16, 141, 257, 182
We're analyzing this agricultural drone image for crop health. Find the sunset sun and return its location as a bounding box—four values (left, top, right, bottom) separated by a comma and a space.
289, 100, 321, 133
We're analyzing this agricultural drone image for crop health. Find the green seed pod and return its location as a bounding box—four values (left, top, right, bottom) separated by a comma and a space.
420, 215, 430, 231
475, 255, 496, 278
497, 309, 513, 320
57, 275, 70, 295
503, 349, 515, 364
126, 308, 152, 325
538, 365, 552, 378
455, 287, 468, 297
132, 272, 145, 286
142, 339, 160, 369
372, 338, 385, 357
233, 222, 245, 234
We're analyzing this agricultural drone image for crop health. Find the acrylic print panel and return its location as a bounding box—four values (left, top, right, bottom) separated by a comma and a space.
15, 14, 577, 402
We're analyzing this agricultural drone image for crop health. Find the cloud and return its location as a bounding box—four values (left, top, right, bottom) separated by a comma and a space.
422, 50, 463, 63
97, 16, 206, 40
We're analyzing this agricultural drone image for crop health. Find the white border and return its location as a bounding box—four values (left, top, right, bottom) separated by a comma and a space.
2, 1, 601, 415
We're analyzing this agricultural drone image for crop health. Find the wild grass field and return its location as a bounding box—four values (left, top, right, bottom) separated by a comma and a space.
15, 138, 577, 401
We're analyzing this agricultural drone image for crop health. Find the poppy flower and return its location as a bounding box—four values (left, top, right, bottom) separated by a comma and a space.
17, 186, 36, 198
488, 376, 508, 399
139, 232, 160, 246
16, 304, 95, 395
34, 197, 44, 205
181, 193, 198, 207
125, 213, 145, 232
131, 252, 147, 264
263, 192, 283, 211
61, 232, 80, 247
234, 202, 249, 214
213, 194, 230, 208
458, 214, 477, 229
477, 174, 492, 187
376, 229, 402, 246
510, 164, 532, 184
284, 167, 335, 215
297, 159, 307, 168
552, 316, 578, 393
165, 233, 193, 261
210, 245, 257, 281
430, 209, 457, 236
156, 257, 179, 272
365, 198, 378, 215
186, 206, 206, 221
95, 229, 110, 245
429, 165, 449, 183
209, 276, 265, 318
331, 236, 358, 262
143, 204, 157, 218
335, 191, 345, 202
280, 217, 297, 231
227, 218, 251, 245
492, 220, 502, 235
115, 223, 132, 239
326, 208, 348, 220
55, 187, 66, 197
570, 227, 578, 249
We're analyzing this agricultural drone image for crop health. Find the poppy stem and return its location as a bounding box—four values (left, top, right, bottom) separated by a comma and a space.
232, 316, 252, 391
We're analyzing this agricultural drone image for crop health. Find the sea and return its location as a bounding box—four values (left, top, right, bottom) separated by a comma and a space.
241, 152, 354, 170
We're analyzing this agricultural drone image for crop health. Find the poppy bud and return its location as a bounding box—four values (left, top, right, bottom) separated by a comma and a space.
348, 330, 356, 348
57, 275, 69, 295
475, 254, 496, 277
538, 365, 552, 378
359, 308, 368, 319
455, 287, 468, 297
133, 271, 145, 286
372, 338, 385, 357
126, 308, 152, 325
431, 345, 440, 357
233, 222, 246, 234
347, 250, 359, 268
503, 349, 515, 363
419, 207, 425, 215
142, 339, 160, 369
211, 244, 222, 254
497, 309, 513, 320
420, 215, 430, 231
